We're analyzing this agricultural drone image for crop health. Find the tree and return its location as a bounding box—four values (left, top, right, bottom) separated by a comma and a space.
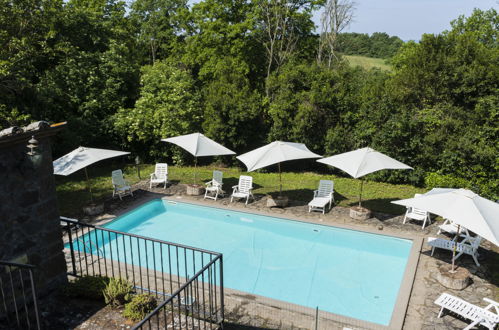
317, 0, 355, 67
202, 57, 264, 152
130, 0, 189, 64
254, 0, 319, 94
114, 60, 201, 161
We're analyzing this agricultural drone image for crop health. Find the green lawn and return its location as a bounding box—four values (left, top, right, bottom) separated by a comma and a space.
344, 55, 391, 71
56, 164, 424, 217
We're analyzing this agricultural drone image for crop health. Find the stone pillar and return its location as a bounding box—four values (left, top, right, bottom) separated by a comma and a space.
0, 122, 68, 294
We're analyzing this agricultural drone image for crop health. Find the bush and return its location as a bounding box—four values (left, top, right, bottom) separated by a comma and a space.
424, 172, 469, 190
62, 276, 110, 300
123, 294, 158, 321
103, 278, 134, 306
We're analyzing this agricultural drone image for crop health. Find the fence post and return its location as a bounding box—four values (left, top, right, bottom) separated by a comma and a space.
66, 223, 77, 276
219, 255, 224, 324
315, 306, 319, 330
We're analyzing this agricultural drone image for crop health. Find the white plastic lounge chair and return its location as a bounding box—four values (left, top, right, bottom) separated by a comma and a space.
308, 180, 334, 214
437, 218, 471, 238
435, 293, 499, 330
112, 169, 133, 200
150, 163, 168, 189
402, 193, 431, 229
427, 236, 482, 266
204, 170, 224, 201
230, 175, 254, 205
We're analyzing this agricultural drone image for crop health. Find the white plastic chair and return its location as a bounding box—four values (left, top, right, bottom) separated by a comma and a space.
427, 235, 482, 266
204, 170, 224, 201
308, 180, 334, 214
402, 193, 431, 229
150, 163, 168, 189
437, 218, 471, 238
435, 293, 498, 330
230, 175, 254, 205
112, 169, 133, 200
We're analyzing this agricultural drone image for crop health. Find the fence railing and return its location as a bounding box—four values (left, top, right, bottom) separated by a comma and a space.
60, 217, 224, 329
0, 261, 40, 330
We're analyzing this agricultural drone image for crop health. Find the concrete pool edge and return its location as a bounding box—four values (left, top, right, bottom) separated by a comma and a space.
94, 196, 424, 329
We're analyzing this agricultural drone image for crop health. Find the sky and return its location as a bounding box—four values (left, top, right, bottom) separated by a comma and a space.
312, 0, 498, 41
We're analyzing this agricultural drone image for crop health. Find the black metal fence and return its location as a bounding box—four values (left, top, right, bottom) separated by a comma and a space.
0, 261, 40, 330
60, 218, 224, 329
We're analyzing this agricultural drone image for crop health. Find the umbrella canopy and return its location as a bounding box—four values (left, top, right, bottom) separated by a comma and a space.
317, 147, 413, 179
161, 133, 235, 184
161, 133, 235, 157
54, 147, 130, 176
53, 146, 130, 202
392, 188, 499, 246
237, 141, 321, 194
317, 147, 412, 206
237, 141, 321, 172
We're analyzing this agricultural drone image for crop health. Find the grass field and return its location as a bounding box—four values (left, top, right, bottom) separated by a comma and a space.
344, 55, 391, 71
56, 164, 424, 216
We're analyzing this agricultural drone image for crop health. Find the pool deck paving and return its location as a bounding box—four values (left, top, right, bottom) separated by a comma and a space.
78, 181, 498, 330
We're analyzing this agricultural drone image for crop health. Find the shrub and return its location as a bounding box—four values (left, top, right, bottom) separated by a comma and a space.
62, 276, 110, 300
424, 172, 469, 190
103, 278, 134, 306
123, 294, 157, 321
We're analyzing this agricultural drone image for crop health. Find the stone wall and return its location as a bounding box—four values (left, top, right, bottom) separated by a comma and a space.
0, 123, 67, 293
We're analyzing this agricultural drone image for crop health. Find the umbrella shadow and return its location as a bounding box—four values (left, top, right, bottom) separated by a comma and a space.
260, 189, 347, 207
223, 177, 263, 191
344, 197, 407, 215
421, 246, 499, 287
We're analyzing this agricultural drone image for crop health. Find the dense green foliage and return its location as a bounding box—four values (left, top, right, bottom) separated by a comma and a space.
1, 2, 497, 199
123, 294, 158, 321
337, 32, 404, 58
103, 277, 134, 306
62, 276, 111, 300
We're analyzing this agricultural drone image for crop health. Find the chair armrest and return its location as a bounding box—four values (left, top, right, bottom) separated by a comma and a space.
483, 297, 499, 306
205, 180, 213, 187
150, 173, 156, 179
313, 190, 318, 197
232, 185, 239, 189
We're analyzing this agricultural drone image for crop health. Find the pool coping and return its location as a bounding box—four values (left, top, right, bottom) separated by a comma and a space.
94, 196, 424, 330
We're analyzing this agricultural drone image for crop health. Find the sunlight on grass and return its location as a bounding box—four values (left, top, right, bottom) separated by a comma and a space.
344, 55, 391, 71
56, 164, 424, 216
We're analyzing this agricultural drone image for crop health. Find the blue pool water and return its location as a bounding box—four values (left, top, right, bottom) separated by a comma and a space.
85, 199, 412, 325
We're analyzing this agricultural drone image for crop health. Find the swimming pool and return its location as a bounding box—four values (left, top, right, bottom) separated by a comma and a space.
83, 199, 413, 325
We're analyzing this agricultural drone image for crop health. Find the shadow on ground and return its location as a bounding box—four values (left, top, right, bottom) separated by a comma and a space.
345, 197, 407, 215
224, 323, 270, 330
421, 243, 499, 288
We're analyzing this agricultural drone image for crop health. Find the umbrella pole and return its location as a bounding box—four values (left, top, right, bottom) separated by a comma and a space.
194, 156, 197, 185
84, 167, 94, 203
451, 225, 461, 273
278, 162, 282, 196
358, 179, 364, 207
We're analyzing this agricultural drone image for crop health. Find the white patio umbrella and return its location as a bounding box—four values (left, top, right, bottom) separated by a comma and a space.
53, 146, 130, 202
161, 133, 235, 184
392, 188, 499, 269
236, 141, 322, 194
317, 147, 413, 206
393, 188, 499, 246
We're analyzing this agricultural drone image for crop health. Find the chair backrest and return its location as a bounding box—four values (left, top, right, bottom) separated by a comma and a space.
470, 236, 482, 249
238, 175, 253, 193
112, 169, 127, 187
317, 180, 334, 197
155, 163, 168, 178
212, 170, 223, 186
411, 193, 428, 215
